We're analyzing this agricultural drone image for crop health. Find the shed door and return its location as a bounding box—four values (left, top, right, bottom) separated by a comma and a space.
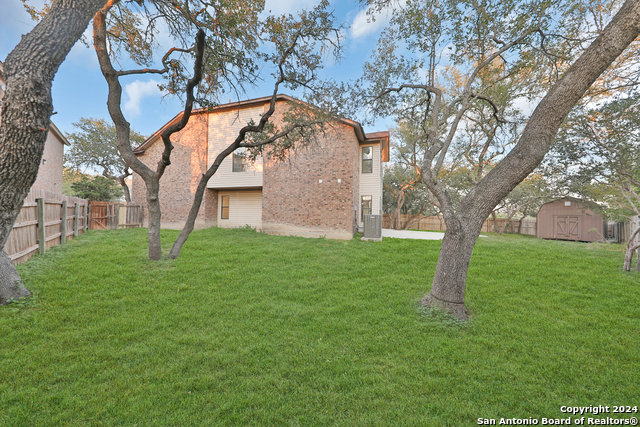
555, 215, 580, 240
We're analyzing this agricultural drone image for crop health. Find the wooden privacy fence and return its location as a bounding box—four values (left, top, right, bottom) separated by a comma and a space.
616, 217, 640, 245
383, 214, 537, 236
3, 191, 144, 266
4, 189, 89, 265
88, 201, 143, 230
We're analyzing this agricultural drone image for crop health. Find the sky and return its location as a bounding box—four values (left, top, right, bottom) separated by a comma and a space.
0, 0, 395, 139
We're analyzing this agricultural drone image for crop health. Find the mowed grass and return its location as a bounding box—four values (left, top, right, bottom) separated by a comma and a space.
1, 227, 639, 426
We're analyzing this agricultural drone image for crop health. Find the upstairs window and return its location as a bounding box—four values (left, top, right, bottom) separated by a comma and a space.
362, 146, 373, 173
233, 148, 246, 172
361, 195, 372, 222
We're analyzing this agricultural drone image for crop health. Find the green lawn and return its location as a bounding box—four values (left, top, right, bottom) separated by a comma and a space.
1, 228, 639, 426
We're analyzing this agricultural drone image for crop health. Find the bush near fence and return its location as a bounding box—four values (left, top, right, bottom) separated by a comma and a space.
3, 189, 144, 266
382, 214, 537, 235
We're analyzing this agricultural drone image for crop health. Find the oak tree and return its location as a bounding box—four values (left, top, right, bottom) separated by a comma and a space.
0, 0, 108, 305
357, 0, 640, 319
65, 117, 146, 202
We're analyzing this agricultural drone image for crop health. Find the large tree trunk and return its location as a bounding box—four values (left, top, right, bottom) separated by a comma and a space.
421, 213, 483, 320
0, 0, 106, 304
423, 0, 640, 319
0, 251, 31, 305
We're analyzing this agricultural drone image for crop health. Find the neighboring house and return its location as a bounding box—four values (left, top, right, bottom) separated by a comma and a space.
132, 94, 389, 239
0, 60, 69, 194
536, 198, 606, 242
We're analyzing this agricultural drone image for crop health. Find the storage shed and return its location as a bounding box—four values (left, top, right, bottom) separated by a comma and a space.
536, 199, 606, 242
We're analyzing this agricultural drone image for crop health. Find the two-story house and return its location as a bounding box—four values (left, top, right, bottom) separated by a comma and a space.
132, 94, 389, 239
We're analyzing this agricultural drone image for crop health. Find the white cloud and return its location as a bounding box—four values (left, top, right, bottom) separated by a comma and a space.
350, 7, 389, 39
263, 0, 321, 16
512, 96, 539, 117
350, 1, 408, 40
123, 79, 162, 117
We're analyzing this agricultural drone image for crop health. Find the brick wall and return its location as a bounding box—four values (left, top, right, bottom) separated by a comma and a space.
262, 121, 359, 239
132, 113, 215, 228
31, 130, 64, 194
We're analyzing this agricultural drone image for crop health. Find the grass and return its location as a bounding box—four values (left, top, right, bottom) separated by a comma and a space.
1, 227, 639, 426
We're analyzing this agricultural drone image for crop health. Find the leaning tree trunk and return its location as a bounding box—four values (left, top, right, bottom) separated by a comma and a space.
93, 2, 205, 260
0, 0, 106, 304
116, 171, 132, 203
517, 215, 525, 234
623, 225, 640, 271
421, 212, 484, 320
422, 0, 640, 319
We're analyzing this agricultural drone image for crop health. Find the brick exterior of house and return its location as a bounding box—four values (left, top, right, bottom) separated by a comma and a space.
262, 123, 360, 238
132, 95, 388, 238
132, 113, 216, 229
30, 125, 66, 193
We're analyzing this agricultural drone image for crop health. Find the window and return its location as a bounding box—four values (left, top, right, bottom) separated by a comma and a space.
233, 148, 246, 172
361, 195, 372, 222
221, 195, 229, 219
362, 146, 373, 173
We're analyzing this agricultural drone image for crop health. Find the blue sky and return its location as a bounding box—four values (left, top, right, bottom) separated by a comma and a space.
1, 0, 395, 139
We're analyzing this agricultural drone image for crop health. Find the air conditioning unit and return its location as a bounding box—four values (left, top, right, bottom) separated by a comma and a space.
362, 214, 382, 241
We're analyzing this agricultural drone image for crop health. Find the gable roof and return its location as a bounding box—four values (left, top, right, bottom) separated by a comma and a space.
48, 122, 70, 146
133, 94, 389, 161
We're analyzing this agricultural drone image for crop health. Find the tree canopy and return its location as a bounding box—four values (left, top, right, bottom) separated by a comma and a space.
70, 175, 123, 201
65, 117, 146, 202
350, 0, 640, 318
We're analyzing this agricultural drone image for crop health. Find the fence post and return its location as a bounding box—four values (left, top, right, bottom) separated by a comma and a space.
83, 203, 88, 231
74, 203, 79, 237
61, 200, 67, 245
115, 204, 120, 229
37, 198, 46, 254
87, 204, 92, 230
81, 203, 85, 231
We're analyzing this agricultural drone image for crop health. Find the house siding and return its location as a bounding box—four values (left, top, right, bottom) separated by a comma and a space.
207, 105, 264, 189
217, 189, 263, 229
132, 114, 213, 229
358, 143, 382, 228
